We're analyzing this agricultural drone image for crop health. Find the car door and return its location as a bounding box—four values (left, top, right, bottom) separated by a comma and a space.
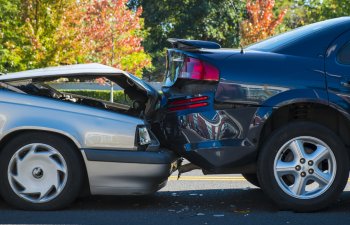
326, 30, 350, 108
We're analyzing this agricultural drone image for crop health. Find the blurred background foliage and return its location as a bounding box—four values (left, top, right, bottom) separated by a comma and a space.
0, 0, 349, 80
0, 0, 151, 76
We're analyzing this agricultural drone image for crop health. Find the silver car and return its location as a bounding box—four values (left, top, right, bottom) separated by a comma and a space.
0, 63, 178, 210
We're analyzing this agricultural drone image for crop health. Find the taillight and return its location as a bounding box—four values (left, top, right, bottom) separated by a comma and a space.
168, 102, 208, 112
179, 57, 219, 81
168, 96, 209, 112
169, 96, 209, 106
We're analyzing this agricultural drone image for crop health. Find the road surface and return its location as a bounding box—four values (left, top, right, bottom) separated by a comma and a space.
0, 170, 350, 225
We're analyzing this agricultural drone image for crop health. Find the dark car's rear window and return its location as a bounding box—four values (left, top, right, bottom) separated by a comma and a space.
247, 18, 349, 52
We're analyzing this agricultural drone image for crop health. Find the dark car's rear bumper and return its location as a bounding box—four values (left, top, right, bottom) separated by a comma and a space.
81, 149, 179, 195
162, 107, 260, 172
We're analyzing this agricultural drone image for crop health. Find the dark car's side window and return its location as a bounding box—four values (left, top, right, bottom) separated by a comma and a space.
337, 41, 350, 65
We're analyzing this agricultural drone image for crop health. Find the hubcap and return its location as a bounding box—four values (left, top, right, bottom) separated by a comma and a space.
7, 143, 68, 203
273, 136, 336, 199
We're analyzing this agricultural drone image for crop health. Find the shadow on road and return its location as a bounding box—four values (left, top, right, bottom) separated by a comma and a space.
0, 189, 350, 225
69, 188, 276, 212
0, 188, 347, 212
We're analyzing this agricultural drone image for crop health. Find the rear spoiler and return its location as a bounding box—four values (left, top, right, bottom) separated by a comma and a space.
167, 38, 221, 50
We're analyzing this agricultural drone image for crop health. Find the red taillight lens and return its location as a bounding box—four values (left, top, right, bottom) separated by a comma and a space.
168, 96, 209, 112
168, 102, 209, 112
169, 96, 209, 106
180, 57, 219, 81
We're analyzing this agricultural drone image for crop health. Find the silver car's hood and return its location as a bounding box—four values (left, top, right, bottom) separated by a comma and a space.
1, 63, 125, 81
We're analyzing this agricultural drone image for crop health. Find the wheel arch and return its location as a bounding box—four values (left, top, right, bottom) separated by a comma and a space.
257, 101, 350, 153
0, 127, 82, 149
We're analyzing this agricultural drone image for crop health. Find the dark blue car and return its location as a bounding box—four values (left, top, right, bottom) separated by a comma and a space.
158, 17, 350, 212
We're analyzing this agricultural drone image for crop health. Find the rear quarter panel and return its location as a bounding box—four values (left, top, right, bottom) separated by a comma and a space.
216, 51, 326, 105
0, 90, 143, 150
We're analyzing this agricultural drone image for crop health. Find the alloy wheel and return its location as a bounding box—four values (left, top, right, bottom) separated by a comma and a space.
273, 136, 336, 199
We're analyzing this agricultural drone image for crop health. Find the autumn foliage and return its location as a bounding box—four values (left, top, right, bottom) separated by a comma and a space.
0, 0, 151, 77
78, 0, 152, 76
56, 0, 152, 77
240, 0, 287, 46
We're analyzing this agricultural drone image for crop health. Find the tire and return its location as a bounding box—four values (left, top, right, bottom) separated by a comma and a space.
242, 173, 260, 187
0, 132, 84, 210
257, 121, 349, 212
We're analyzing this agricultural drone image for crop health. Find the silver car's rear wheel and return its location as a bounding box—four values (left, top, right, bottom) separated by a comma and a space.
273, 136, 336, 200
0, 132, 84, 210
8, 143, 68, 203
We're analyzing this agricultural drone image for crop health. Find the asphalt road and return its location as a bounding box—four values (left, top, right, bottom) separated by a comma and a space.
1, 170, 350, 225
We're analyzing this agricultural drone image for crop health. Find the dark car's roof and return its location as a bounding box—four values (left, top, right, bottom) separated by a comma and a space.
247, 17, 350, 57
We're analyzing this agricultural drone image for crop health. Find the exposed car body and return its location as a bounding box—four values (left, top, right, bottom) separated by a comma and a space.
0, 63, 178, 210
160, 17, 350, 211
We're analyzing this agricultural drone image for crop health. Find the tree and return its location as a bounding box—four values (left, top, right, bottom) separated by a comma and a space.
0, 0, 151, 77
0, 0, 80, 72
0, 0, 28, 72
53, 2, 87, 66
275, 0, 350, 31
20, 0, 78, 69
73, 0, 151, 77
129, 0, 246, 81
240, 0, 287, 46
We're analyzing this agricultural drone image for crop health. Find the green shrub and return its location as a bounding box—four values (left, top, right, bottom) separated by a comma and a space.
60, 90, 131, 105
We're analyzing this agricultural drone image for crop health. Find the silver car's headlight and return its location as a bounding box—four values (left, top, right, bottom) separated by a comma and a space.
138, 126, 151, 145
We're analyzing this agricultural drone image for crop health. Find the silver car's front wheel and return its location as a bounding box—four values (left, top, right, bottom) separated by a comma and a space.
0, 132, 84, 210
8, 143, 68, 203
